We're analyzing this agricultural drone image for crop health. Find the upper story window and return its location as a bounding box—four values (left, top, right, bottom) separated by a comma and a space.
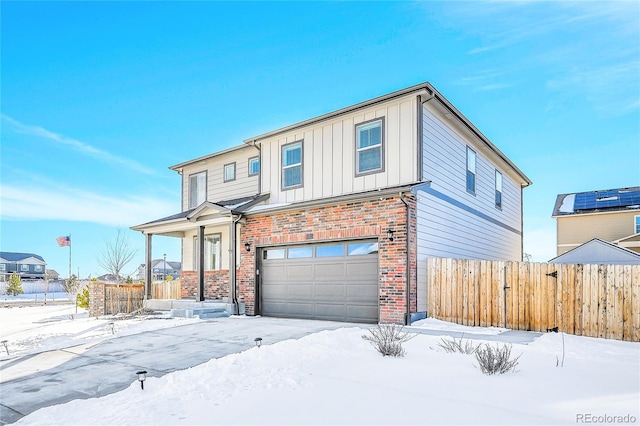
188, 171, 207, 209
0, 264, 5, 271
224, 162, 236, 182
466, 147, 476, 194
20, 264, 29, 272
282, 141, 303, 189
635, 215, 640, 234
495, 170, 503, 209
193, 234, 222, 270
356, 118, 384, 175
249, 157, 260, 176
34, 265, 44, 272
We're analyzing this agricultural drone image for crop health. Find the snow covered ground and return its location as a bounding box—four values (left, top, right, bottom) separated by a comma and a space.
1, 304, 638, 426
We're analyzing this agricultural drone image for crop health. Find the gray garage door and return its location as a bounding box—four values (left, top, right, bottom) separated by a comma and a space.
260, 241, 379, 323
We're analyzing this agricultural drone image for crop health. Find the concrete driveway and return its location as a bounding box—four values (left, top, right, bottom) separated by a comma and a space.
0, 316, 353, 425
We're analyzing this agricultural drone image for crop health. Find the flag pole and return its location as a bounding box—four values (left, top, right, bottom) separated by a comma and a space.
69, 233, 72, 279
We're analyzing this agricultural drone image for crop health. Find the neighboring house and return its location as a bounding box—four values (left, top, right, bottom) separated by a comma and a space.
132, 81, 531, 324
549, 238, 640, 265
46, 269, 60, 280
552, 186, 640, 256
0, 252, 47, 281
136, 260, 182, 281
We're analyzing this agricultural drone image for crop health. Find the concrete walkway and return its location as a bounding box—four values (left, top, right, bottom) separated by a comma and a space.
0, 317, 352, 425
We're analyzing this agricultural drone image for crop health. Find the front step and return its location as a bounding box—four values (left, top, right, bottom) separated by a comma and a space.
170, 306, 231, 319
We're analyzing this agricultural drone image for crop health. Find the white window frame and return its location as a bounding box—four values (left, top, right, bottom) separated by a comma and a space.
281, 141, 303, 190
635, 215, 640, 234
248, 157, 260, 176
224, 162, 236, 182
355, 118, 384, 176
0, 264, 5, 271
193, 234, 222, 271
495, 170, 503, 209
20, 264, 29, 272
188, 171, 207, 209
466, 147, 476, 194
34, 265, 44, 272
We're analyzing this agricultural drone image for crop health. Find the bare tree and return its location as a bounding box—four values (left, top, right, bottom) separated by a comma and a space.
98, 229, 138, 283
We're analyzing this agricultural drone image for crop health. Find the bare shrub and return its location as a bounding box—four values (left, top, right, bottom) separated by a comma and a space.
474, 343, 521, 375
362, 324, 415, 357
437, 334, 479, 354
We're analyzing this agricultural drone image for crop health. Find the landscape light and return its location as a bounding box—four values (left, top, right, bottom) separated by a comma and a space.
136, 370, 147, 390
109, 322, 115, 335
254, 337, 262, 348
1, 340, 8, 355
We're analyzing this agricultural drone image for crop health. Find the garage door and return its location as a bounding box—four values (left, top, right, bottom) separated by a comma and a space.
260, 241, 379, 323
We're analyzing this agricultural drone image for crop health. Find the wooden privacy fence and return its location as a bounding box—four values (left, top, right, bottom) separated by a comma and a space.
152, 280, 182, 299
427, 258, 640, 342
104, 284, 144, 315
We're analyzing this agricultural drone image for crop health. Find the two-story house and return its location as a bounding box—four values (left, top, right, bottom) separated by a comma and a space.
550, 186, 640, 264
0, 252, 47, 281
132, 81, 531, 324
136, 259, 182, 281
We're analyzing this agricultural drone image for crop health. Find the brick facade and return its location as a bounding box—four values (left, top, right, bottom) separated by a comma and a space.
238, 194, 417, 324
180, 270, 231, 300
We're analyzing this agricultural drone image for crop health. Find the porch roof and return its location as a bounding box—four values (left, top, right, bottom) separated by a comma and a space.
131, 194, 269, 236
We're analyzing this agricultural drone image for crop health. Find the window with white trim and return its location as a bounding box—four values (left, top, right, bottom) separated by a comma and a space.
249, 157, 260, 176
495, 170, 503, 209
188, 171, 207, 209
466, 147, 476, 193
224, 162, 236, 182
35, 265, 43, 272
282, 141, 303, 189
20, 264, 29, 272
0, 264, 5, 271
193, 234, 222, 271
635, 215, 640, 234
356, 119, 384, 175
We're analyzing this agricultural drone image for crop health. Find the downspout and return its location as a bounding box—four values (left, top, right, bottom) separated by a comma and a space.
417, 89, 435, 182
229, 212, 244, 315
399, 193, 412, 325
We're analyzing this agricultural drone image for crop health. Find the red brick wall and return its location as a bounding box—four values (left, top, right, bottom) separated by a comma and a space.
180, 270, 231, 300
238, 195, 417, 324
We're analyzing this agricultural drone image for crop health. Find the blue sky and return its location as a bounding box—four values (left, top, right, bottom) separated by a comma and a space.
1, 1, 638, 278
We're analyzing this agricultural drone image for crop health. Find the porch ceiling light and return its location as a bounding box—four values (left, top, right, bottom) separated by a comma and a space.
387, 229, 395, 242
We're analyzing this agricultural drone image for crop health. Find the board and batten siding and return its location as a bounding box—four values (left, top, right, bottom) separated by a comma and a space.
259, 96, 419, 204
180, 150, 259, 210
416, 104, 523, 312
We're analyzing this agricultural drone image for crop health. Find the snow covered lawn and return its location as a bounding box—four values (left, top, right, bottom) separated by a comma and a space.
2, 305, 638, 425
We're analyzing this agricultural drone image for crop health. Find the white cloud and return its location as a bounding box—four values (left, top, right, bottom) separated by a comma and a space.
1, 115, 155, 175
0, 183, 176, 227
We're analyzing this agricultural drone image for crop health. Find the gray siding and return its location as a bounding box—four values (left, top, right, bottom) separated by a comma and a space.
416, 105, 523, 312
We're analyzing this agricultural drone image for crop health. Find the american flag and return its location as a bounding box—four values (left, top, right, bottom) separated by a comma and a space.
56, 235, 71, 247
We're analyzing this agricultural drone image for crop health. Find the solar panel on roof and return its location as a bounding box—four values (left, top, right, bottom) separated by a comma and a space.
573, 188, 640, 211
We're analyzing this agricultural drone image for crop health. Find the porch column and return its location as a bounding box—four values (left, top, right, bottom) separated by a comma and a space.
197, 225, 205, 301
145, 233, 153, 299
228, 219, 238, 314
